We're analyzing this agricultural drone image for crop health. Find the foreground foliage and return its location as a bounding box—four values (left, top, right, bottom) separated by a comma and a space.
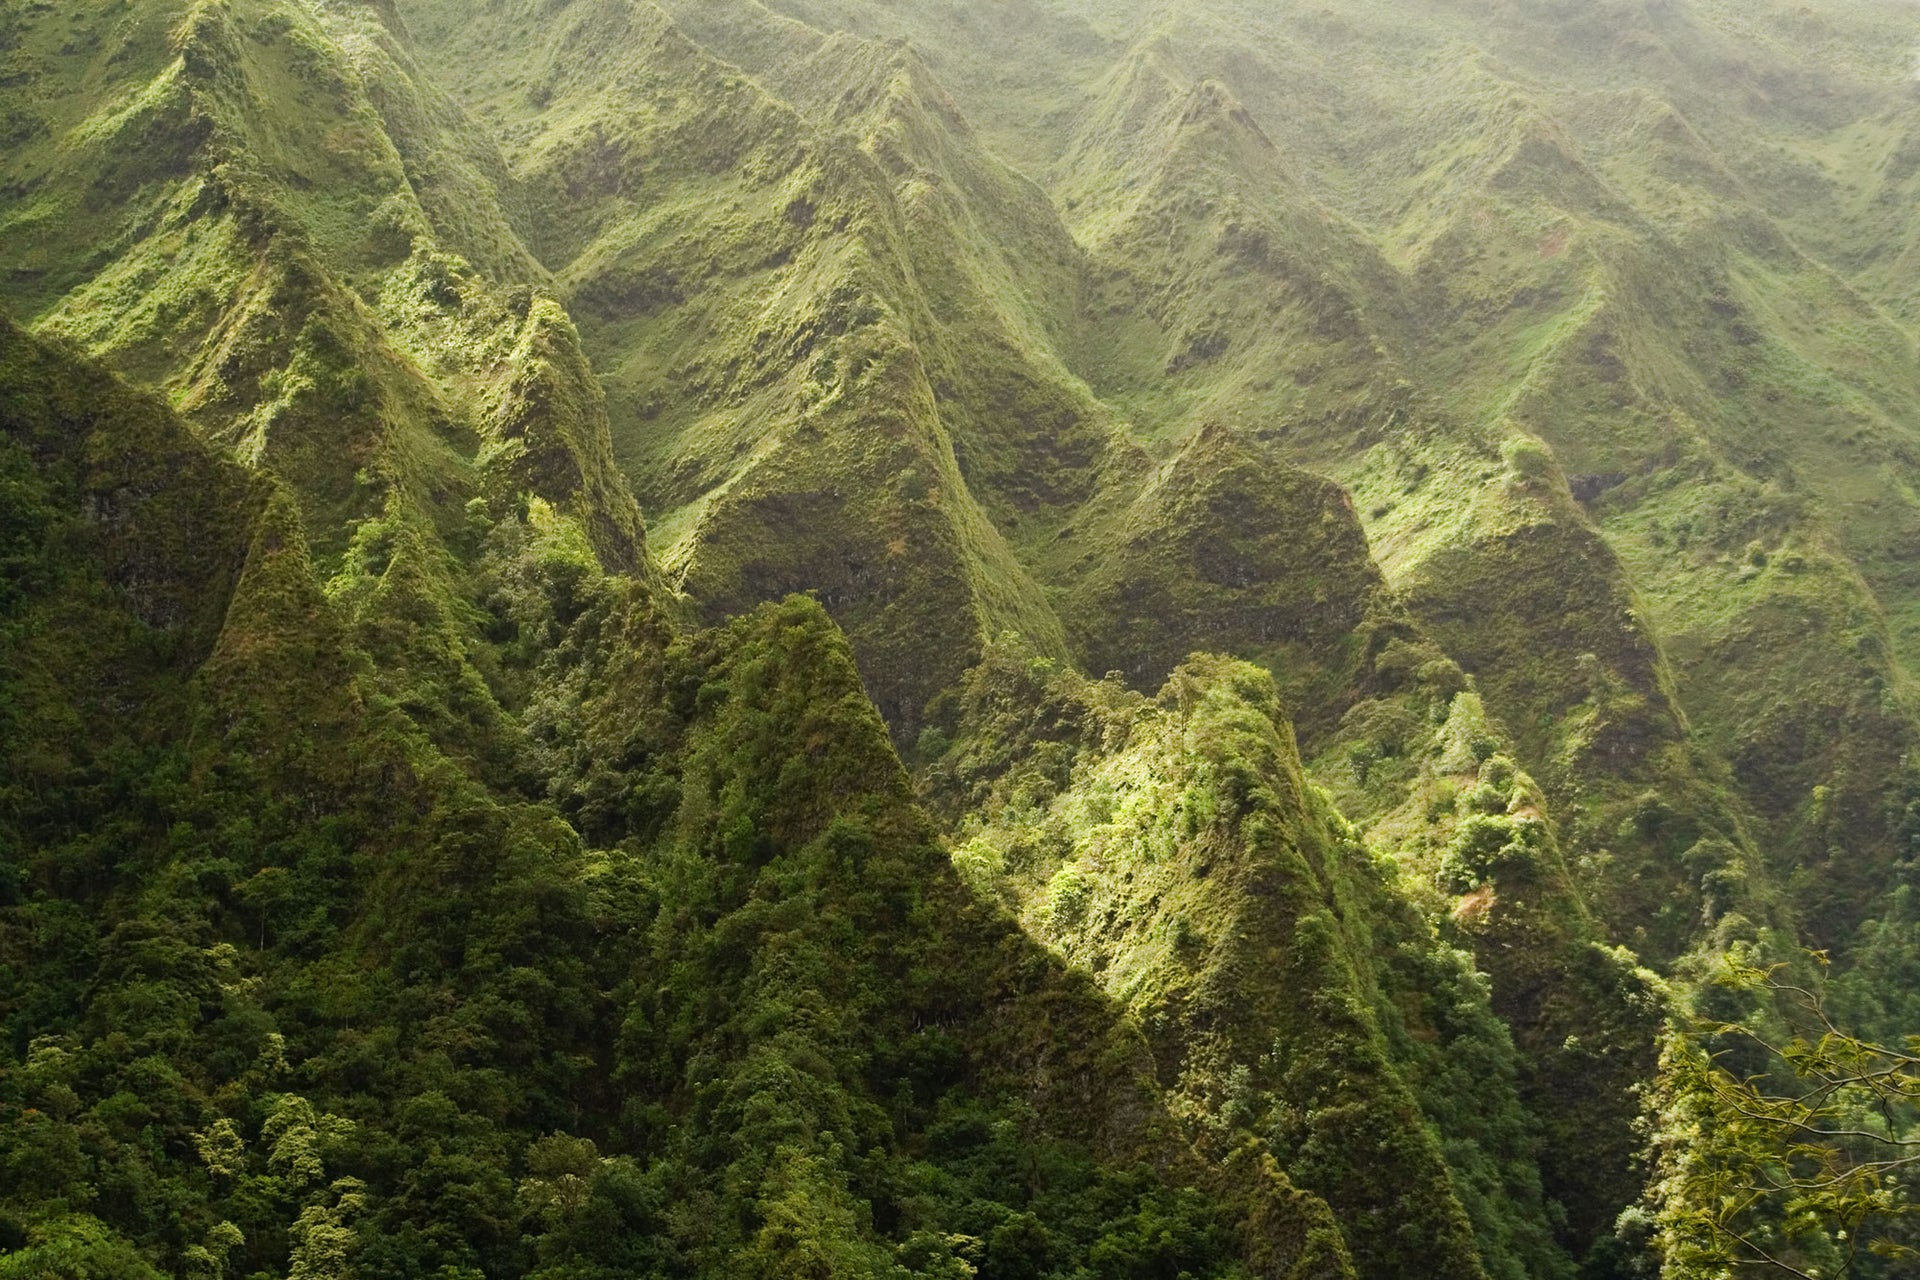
1653, 959, 1920, 1278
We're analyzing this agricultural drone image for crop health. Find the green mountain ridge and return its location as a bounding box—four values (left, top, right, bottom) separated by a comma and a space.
10, 0, 1920, 1276
0, 313, 1360, 1279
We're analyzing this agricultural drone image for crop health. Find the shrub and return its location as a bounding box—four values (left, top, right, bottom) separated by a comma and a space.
1501, 434, 1557, 484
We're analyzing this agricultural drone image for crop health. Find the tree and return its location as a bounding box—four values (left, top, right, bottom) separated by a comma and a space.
1651, 956, 1920, 1278
288, 1179, 368, 1280
0, 1215, 165, 1280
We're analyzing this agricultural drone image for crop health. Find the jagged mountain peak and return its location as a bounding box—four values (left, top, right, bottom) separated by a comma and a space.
1176, 77, 1276, 148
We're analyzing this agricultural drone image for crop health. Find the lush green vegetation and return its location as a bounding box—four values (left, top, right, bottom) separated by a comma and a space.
1653, 957, 1920, 1278
0, 320, 1326, 1278
12, 0, 1920, 1275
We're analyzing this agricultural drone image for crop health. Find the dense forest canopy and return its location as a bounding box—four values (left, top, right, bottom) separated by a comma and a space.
8, 0, 1920, 1276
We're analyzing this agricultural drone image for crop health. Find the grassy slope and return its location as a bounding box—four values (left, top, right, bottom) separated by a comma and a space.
392, 0, 1101, 735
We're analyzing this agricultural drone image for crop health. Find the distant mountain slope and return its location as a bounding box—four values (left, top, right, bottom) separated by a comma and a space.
692, 0, 1920, 952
